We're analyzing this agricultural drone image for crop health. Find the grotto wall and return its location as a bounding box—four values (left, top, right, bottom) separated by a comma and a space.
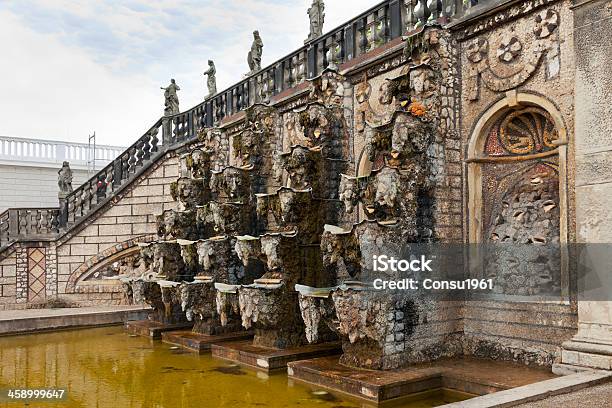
456, 0, 578, 366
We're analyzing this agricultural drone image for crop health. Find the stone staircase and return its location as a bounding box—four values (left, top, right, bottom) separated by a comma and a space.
0, 118, 165, 254
0, 0, 480, 256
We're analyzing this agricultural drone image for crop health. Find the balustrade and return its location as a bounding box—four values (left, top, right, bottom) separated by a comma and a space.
56, 119, 163, 230
163, 0, 479, 143
0, 208, 60, 249
0, 136, 123, 168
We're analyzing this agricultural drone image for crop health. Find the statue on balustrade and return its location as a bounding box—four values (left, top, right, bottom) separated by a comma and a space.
57, 161, 73, 198
203, 60, 217, 98
161, 79, 180, 116
306, 0, 325, 43
247, 31, 264, 74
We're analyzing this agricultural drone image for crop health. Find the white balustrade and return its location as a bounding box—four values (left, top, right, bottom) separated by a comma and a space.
0, 136, 124, 169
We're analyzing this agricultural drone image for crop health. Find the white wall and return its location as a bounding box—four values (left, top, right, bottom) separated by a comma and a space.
0, 137, 124, 212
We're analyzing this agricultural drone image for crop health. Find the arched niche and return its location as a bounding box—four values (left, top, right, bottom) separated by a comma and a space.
466, 92, 569, 298
356, 146, 372, 178
65, 235, 155, 293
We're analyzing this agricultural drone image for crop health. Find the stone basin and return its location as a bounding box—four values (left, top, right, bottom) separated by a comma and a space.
238, 283, 304, 348
295, 283, 335, 298
214, 282, 240, 293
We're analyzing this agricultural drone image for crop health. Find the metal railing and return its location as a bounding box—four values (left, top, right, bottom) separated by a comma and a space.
0, 0, 482, 251
60, 119, 163, 227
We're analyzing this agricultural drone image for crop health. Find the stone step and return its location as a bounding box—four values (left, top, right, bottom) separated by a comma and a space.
161, 330, 253, 353
0, 305, 150, 336
211, 340, 341, 372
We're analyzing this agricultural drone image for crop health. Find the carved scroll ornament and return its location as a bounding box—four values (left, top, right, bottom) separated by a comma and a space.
466, 9, 560, 101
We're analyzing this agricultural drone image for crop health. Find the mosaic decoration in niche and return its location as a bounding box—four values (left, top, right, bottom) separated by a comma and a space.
484, 163, 561, 296
485, 107, 559, 157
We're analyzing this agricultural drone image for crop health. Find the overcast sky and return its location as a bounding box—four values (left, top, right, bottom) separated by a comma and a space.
0, 0, 379, 147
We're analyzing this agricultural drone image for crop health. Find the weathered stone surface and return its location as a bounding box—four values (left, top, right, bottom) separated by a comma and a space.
156, 209, 199, 241
179, 281, 241, 334
297, 294, 337, 344
239, 285, 304, 349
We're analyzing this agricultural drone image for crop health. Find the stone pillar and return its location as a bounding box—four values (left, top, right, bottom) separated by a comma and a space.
15, 245, 28, 304
58, 196, 69, 228
46, 244, 58, 298
558, 0, 612, 372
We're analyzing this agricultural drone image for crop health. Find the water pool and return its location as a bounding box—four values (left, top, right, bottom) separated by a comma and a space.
0, 326, 470, 407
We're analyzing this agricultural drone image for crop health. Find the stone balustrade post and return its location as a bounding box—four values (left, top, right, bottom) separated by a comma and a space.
162, 117, 173, 145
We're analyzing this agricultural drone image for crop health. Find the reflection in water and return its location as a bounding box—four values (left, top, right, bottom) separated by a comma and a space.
0, 327, 467, 408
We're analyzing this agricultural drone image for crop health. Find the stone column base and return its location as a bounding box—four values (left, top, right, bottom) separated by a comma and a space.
559, 338, 612, 370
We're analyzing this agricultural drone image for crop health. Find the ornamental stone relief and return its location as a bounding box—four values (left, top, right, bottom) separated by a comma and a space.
156, 209, 199, 241
497, 35, 522, 63
308, 70, 346, 107
352, 27, 455, 196
484, 164, 561, 296
465, 8, 560, 101
83, 252, 144, 282
171, 176, 209, 211
478, 103, 562, 297
485, 107, 559, 156
210, 166, 252, 204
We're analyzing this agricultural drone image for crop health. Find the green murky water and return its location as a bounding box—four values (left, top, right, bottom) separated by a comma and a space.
0, 327, 470, 408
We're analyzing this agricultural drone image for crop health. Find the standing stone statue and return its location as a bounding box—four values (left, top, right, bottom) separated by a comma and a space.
305, 0, 325, 43
58, 161, 73, 198
203, 60, 217, 98
247, 31, 263, 74
161, 79, 180, 116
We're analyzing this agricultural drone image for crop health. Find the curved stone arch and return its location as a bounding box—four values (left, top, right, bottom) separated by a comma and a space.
466, 92, 568, 243
466, 92, 568, 161
466, 92, 569, 297
65, 234, 156, 293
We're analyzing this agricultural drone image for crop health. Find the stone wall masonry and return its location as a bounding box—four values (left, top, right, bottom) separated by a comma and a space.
454, 0, 579, 365
54, 155, 178, 299
0, 250, 16, 310
462, 301, 577, 366
15, 245, 28, 304
558, 0, 612, 370
45, 244, 57, 298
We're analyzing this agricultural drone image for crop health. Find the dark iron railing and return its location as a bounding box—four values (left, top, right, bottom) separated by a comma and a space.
162, 0, 482, 144
0, 0, 482, 251
60, 119, 163, 227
